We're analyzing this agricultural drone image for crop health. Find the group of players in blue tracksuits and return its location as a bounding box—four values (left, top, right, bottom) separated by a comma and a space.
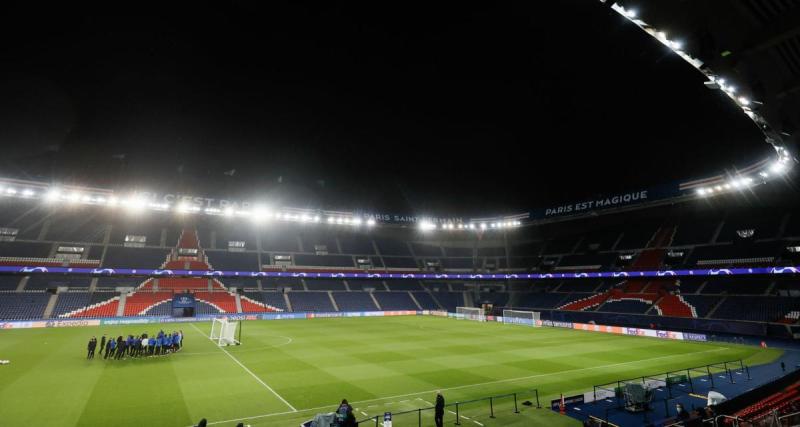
86, 330, 183, 360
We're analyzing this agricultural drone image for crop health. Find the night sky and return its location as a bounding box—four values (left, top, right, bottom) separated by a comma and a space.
0, 1, 771, 216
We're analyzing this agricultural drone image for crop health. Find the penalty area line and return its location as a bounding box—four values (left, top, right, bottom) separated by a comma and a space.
188, 323, 297, 412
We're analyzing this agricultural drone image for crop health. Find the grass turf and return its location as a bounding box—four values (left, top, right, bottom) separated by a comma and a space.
0, 315, 782, 426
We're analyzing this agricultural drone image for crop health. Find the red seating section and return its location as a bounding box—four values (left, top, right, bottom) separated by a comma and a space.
195, 291, 237, 313
71, 299, 119, 318
560, 293, 610, 310
733, 383, 800, 422
124, 292, 172, 316
178, 228, 199, 249
656, 294, 695, 317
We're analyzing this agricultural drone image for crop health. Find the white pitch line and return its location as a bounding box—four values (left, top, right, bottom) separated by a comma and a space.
473, 421, 484, 426
198, 346, 728, 426
189, 323, 297, 412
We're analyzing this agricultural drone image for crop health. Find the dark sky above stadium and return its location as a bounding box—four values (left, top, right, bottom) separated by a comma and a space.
0, 1, 771, 216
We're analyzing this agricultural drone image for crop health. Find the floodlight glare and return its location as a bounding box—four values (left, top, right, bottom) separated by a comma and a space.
366, 218, 376, 227
21, 189, 34, 197
327, 217, 335, 224
68, 192, 81, 203
45, 189, 61, 203
224, 207, 235, 217
352, 218, 362, 226
770, 162, 787, 174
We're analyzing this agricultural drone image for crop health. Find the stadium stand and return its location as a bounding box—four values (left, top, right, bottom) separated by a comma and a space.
287, 292, 335, 312
205, 251, 259, 271
0, 292, 49, 320
373, 292, 418, 310
0, 275, 21, 290
332, 292, 378, 311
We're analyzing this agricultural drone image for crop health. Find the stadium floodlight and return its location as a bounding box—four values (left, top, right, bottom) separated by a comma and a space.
224, 207, 235, 217
81, 195, 93, 203
107, 196, 119, 206
480, 223, 487, 230
770, 161, 787, 174
351, 217, 362, 226
696, 188, 706, 196
314, 215, 321, 223
67, 192, 81, 203
738, 97, 750, 106
251, 206, 270, 222
4, 187, 16, 196
123, 196, 147, 214
366, 218, 376, 227
21, 189, 34, 197
44, 189, 61, 203
419, 221, 435, 231
327, 216, 335, 224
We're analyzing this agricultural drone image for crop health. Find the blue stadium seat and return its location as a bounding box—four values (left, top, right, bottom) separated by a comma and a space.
384, 280, 422, 291
102, 247, 169, 269
373, 292, 418, 310
288, 292, 335, 312
382, 257, 418, 269
0, 292, 49, 320
205, 251, 259, 271
260, 292, 288, 310
599, 299, 652, 314
347, 280, 385, 291
294, 254, 354, 268
0, 242, 51, 258
332, 292, 378, 311
305, 280, 347, 291
432, 292, 464, 312
338, 233, 376, 254
0, 275, 21, 290
25, 275, 91, 290
51, 292, 91, 317
412, 292, 440, 310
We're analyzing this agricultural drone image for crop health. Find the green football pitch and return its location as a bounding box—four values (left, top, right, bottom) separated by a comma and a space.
0, 316, 781, 427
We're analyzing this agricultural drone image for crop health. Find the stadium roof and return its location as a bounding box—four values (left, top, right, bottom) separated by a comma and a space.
0, 1, 792, 216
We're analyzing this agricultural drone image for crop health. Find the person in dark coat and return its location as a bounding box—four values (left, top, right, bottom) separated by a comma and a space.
100, 335, 106, 354
435, 391, 445, 427
87, 337, 97, 359
335, 399, 357, 427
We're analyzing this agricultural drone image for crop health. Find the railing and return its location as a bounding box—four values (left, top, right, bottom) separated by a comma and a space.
355, 390, 539, 426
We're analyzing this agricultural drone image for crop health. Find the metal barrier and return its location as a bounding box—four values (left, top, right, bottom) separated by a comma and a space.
356, 390, 540, 426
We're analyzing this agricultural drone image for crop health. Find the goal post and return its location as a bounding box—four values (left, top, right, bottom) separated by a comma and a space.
502, 309, 540, 327
456, 306, 485, 322
210, 317, 241, 346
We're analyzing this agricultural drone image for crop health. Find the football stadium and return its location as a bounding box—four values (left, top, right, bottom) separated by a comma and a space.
2, 1, 800, 427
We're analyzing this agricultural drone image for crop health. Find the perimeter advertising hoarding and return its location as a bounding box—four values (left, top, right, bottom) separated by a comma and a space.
0, 310, 709, 345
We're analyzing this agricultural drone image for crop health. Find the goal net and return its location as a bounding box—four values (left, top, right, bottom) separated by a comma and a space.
456, 307, 485, 322
502, 309, 540, 327
210, 317, 240, 346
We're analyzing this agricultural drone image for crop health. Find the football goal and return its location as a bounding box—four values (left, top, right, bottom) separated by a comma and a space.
502, 309, 540, 327
456, 306, 486, 322
210, 317, 240, 346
